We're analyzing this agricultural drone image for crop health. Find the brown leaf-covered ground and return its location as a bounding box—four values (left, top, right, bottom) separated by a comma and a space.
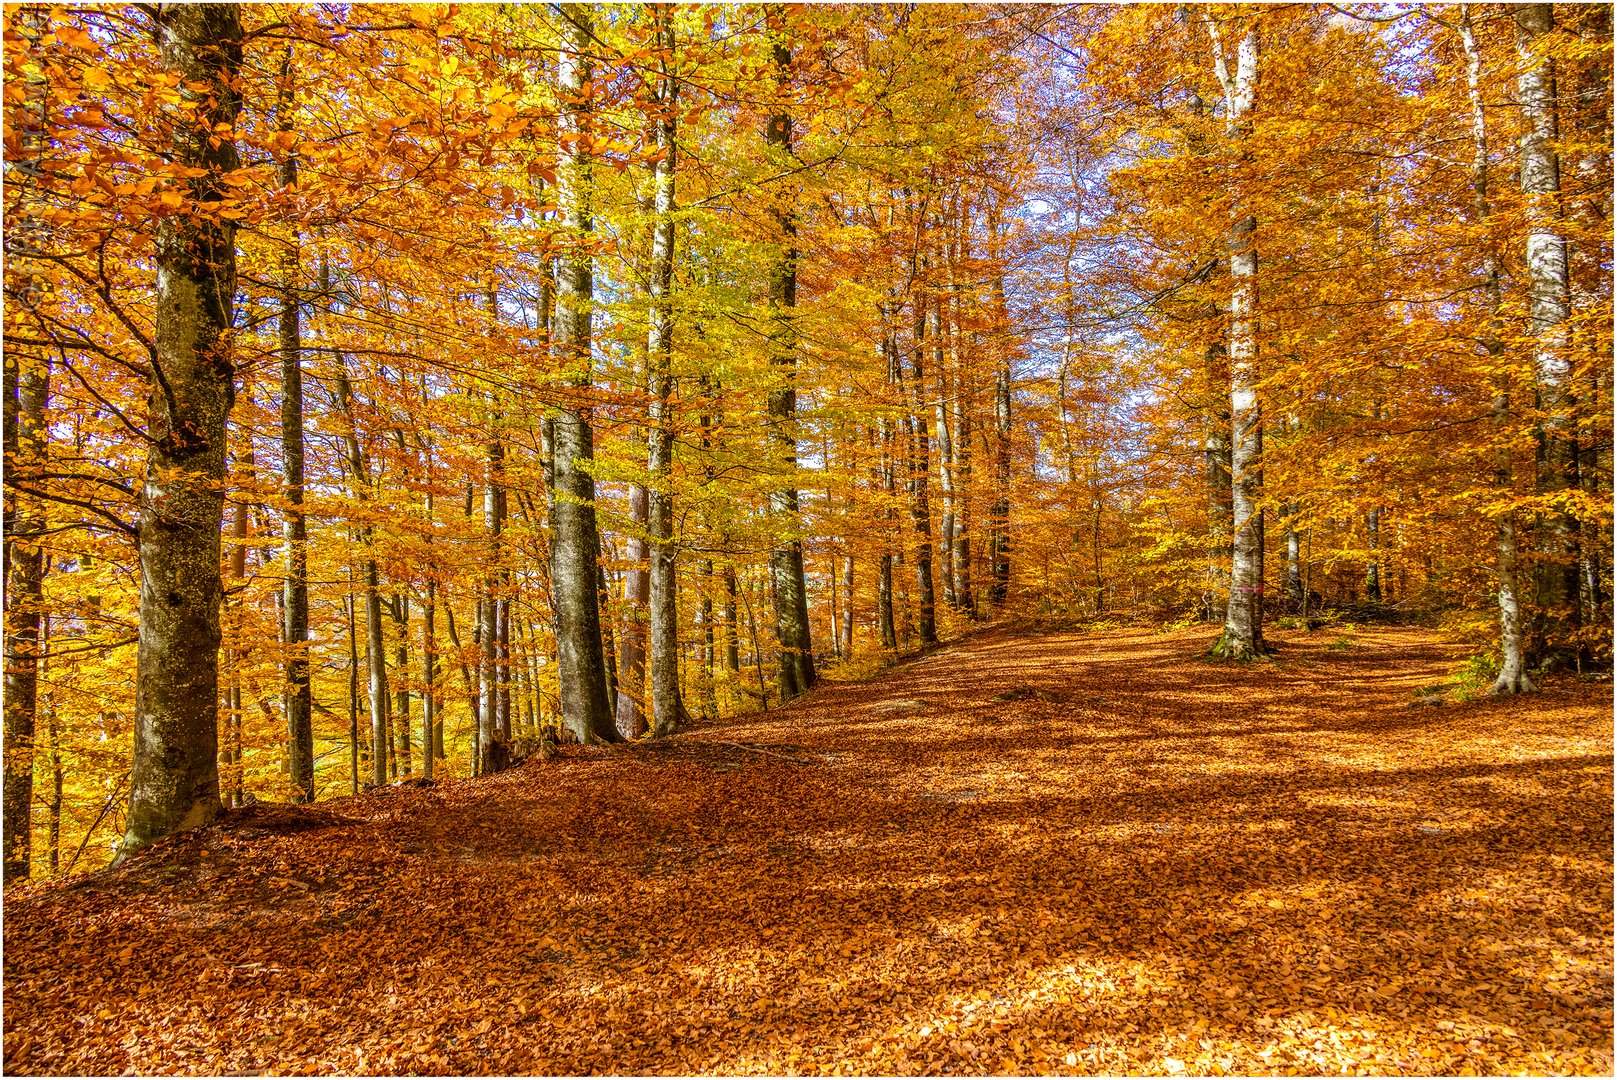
4, 625, 1613, 1076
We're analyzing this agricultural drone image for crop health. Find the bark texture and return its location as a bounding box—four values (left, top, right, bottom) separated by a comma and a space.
276, 66, 313, 801
1515, 3, 1581, 669
646, 11, 685, 737
551, 3, 619, 743
764, 32, 816, 701
1206, 16, 1267, 661
122, 3, 243, 856
3, 4, 49, 884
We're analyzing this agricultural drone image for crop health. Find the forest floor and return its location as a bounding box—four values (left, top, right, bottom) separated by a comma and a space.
3, 624, 1613, 1076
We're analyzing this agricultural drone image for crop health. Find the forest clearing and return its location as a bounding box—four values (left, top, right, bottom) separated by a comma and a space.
2, 1, 1613, 1075
4, 623, 1613, 1075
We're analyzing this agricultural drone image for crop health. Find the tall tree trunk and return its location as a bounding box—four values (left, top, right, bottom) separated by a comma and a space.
121, 4, 242, 856
223, 452, 250, 807
698, 374, 718, 718
936, 296, 957, 611
45, 621, 59, 874
879, 326, 900, 650
334, 363, 390, 786
3, 3, 50, 884
482, 439, 511, 769
764, 29, 816, 701
987, 211, 1013, 607
647, 10, 685, 736
1569, 5, 1612, 654
907, 279, 938, 645
1454, 6, 1535, 694
1515, 3, 1581, 670
951, 315, 974, 615
422, 580, 437, 780
3, 347, 46, 884
551, 4, 619, 744
276, 62, 313, 801
347, 577, 359, 793
1206, 15, 1266, 660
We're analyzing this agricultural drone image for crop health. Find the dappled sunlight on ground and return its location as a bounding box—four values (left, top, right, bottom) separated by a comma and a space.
3, 624, 1611, 1075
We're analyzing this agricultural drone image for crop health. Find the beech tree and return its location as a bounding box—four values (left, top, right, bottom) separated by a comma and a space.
0, 3, 1607, 874
121, 2, 243, 855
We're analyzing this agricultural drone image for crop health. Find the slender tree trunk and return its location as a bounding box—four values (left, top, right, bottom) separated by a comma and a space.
364, 565, 389, 785
347, 578, 359, 793
700, 557, 716, 716
931, 299, 950, 611
907, 279, 938, 645
1569, 5, 1612, 655
599, 563, 619, 717
1283, 509, 1303, 607
698, 375, 718, 718
393, 596, 411, 776
616, 484, 649, 737
723, 563, 740, 673
1452, 6, 1536, 694
879, 328, 900, 650
840, 555, 855, 655
497, 596, 511, 740
334, 364, 391, 786
422, 580, 437, 780
1515, 3, 1581, 669
3, 4, 50, 884
1204, 341, 1234, 622
1365, 508, 1383, 603
647, 10, 685, 735
121, 4, 243, 856
551, 4, 619, 744
764, 29, 816, 701
3, 340, 46, 884
274, 49, 313, 805
987, 211, 1013, 607
45, 625, 59, 873
1206, 16, 1266, 660
951, 329, 974, 615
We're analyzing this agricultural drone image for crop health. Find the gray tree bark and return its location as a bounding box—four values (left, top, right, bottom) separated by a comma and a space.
1205, 15, 1267, 660
3, 331, 46, 885
1515, 3, 1582, 669
121, 3, 243, 856
276, 56, 313, 801
616, 483, 649, 738
1455, 6, 1534, 694
334, 362, 390, 786
4, 5, 50, 884
1204, 341, 1234, 621
646, 9, 686, 737
551, 4, 619, 743
950, 310, 974, 615
907, 281, 938, 645
764, 31, 816, 700
987, 210, 1013, 607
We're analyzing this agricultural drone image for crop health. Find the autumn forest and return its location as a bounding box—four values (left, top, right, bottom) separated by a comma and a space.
2, 2, 1613, 1076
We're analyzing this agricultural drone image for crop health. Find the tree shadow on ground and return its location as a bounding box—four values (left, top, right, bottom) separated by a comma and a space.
3, 625, 1611, 1075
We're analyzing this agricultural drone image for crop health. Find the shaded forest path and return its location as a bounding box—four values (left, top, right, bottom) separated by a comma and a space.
4, 625, 1612, 1075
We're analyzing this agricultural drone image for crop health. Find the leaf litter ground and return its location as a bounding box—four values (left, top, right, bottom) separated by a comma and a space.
4, 626, 1612, 1075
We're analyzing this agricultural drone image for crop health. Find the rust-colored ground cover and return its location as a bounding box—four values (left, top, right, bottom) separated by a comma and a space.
4, 626, 1612, 1075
